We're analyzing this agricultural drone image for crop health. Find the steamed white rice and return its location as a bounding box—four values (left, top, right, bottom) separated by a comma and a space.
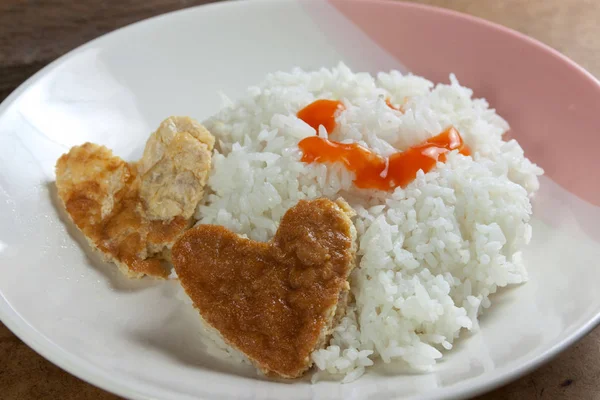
192, 63, 543, 381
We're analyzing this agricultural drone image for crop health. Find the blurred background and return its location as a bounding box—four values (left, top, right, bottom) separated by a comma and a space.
1, 0, 599, 399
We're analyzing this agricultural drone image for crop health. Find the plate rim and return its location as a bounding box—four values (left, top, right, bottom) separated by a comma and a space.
1, 0, 599, 399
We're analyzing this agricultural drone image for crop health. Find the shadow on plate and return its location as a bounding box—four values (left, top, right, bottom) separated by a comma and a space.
47, 181, 162, 293
124, 294, 276, 380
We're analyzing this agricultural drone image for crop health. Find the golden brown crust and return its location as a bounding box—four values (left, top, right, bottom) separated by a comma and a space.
56, 143, 189, 278
171, 198, 357, 378
55, 117, 214, 279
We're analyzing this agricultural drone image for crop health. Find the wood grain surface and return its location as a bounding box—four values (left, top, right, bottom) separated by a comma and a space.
1, 0, 599, 399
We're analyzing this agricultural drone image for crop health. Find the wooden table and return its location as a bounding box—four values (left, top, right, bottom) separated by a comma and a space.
1, 1, 599, 399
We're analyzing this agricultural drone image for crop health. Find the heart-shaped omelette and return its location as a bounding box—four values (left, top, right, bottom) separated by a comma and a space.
171, 198, 357, 378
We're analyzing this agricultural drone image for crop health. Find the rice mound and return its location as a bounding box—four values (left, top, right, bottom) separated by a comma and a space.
194, 63, 543, 381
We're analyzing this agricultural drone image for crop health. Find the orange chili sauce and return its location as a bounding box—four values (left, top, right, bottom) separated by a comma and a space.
385, 97, 411, 113
297, 100, 471, 191
385, 98, 402, 112
296, 99, 344, 134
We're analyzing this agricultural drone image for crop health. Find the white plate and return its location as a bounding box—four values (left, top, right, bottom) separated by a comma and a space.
1, 1, 600, 399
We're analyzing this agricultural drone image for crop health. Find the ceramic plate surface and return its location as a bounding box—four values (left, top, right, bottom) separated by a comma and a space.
1, 1, 600, 399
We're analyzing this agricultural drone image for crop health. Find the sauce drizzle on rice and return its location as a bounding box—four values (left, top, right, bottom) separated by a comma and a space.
297, 99, 470, 190
385, 97, 406, 113
297, 99, 345, 134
